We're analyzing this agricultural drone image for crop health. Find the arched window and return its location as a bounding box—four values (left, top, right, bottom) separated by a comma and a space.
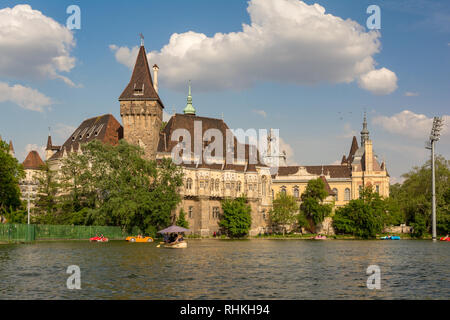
200, 180, 204, 188
375, 185, 380, 194
281, 186, 286, 195
186, 178, 193, 190
293, 186, 299, 198
262, 177, 267, 196
344, 188, 350, 201
332, 188, 338, 201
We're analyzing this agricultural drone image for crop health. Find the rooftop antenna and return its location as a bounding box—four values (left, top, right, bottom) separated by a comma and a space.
139, 33, 144, 46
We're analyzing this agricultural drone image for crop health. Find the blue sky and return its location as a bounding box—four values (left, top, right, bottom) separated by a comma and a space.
0, 0, 449, 182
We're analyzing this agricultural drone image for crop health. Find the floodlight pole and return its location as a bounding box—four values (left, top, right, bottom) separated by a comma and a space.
431, 139, 436, 241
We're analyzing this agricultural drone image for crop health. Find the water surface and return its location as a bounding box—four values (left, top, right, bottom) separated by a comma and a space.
0, 240, 448, 299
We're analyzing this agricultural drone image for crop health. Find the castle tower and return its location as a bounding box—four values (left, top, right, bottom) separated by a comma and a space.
119, 42, 164, 160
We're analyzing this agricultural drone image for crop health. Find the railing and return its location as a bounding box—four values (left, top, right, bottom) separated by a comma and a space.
0, 223, 130, 243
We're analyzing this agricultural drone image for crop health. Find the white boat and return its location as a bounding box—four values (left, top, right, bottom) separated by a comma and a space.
164, 241, 187, 249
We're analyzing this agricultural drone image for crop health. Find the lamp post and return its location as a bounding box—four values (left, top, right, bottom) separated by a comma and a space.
426, 117, 444, 241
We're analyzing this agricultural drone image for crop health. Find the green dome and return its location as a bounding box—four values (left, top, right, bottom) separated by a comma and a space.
183, 81, 196, 115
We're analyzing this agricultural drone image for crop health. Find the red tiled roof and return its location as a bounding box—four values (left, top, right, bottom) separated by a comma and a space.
23, 151, 45, 170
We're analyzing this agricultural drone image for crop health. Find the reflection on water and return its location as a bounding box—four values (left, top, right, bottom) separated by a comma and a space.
0, 240, 448, 299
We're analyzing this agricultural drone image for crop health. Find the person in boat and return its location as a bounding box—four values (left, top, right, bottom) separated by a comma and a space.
170, 233, 183, 245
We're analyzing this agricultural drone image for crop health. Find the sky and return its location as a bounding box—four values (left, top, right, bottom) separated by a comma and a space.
0, 0, 449, 183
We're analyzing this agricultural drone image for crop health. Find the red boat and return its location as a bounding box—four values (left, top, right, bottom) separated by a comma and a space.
89, 236, 109, 242
440, 236, 450, 242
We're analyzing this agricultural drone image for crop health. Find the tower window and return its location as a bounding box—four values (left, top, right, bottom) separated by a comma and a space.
333, 188, 338, 201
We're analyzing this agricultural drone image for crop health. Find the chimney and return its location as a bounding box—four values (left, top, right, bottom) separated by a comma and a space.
152, 64, 159, 94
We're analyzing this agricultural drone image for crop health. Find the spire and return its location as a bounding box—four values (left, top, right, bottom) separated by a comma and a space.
46, 135, 53, 150
361, 112, 369, 146
9, 140, 14, 152
119, 44, 163, 107
183, 80, 196, 115
346, 136, 359, 164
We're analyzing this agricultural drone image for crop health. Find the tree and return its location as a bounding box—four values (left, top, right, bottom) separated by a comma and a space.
219, 196, 252, 238
300, 178, 332, 229
390, 155, 450, 235
270, 193, 298, 235
60, 140, 184, 234
333, 187, 385, 238
34, 162, 61, 224
176, 208, 189, 229
0, 140, 24, 216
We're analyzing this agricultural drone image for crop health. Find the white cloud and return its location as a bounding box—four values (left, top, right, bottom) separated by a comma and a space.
109, 44, 139, 69
110, 0, 397, 95
373, 110, 450, 139
279, 137, 297, 165
405, 91, 419, 96
53, 123, 76, 141
25, 143, 45, 161
0, 5, 76, 86
0, 82, 52, 112
357, 68, 398, 95
252, 109, 267, 118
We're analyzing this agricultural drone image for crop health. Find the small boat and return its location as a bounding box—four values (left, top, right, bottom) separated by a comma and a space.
164, 241, 187, 249
440, 236, 450, 242
126, 236, 154, 243
90, 236, 109, 242
380, 236, 400, 240
312, 235, 327, 240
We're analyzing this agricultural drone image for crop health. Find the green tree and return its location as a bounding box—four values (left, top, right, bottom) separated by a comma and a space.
60, 140, 184, 233
34, 162, 62, 224
0, 140, 24, 216
219, 196, 252, 238
333, 187, 385, 239
176, 208, 189, 229
390, 155, 450, 235
270, 193, 298, 235
300, 178, 332, 228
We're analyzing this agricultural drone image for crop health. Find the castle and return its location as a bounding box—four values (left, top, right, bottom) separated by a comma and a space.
9, 42, 389, 235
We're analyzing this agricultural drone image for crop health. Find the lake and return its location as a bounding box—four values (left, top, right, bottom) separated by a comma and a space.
0, 239, 448, 299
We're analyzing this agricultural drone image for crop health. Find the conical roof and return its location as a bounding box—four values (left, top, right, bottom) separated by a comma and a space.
23, 151, 45, 170
119, 45, 164, 107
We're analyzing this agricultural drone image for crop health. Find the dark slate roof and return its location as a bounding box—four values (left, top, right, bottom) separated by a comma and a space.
275, 165, 352, 179
49, 114, 123, 160
23, 151, 45, 170
158, 113, 265, 172
346, 136, 359, 164
119, 45, 164, 107
46, 135, 60, 151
